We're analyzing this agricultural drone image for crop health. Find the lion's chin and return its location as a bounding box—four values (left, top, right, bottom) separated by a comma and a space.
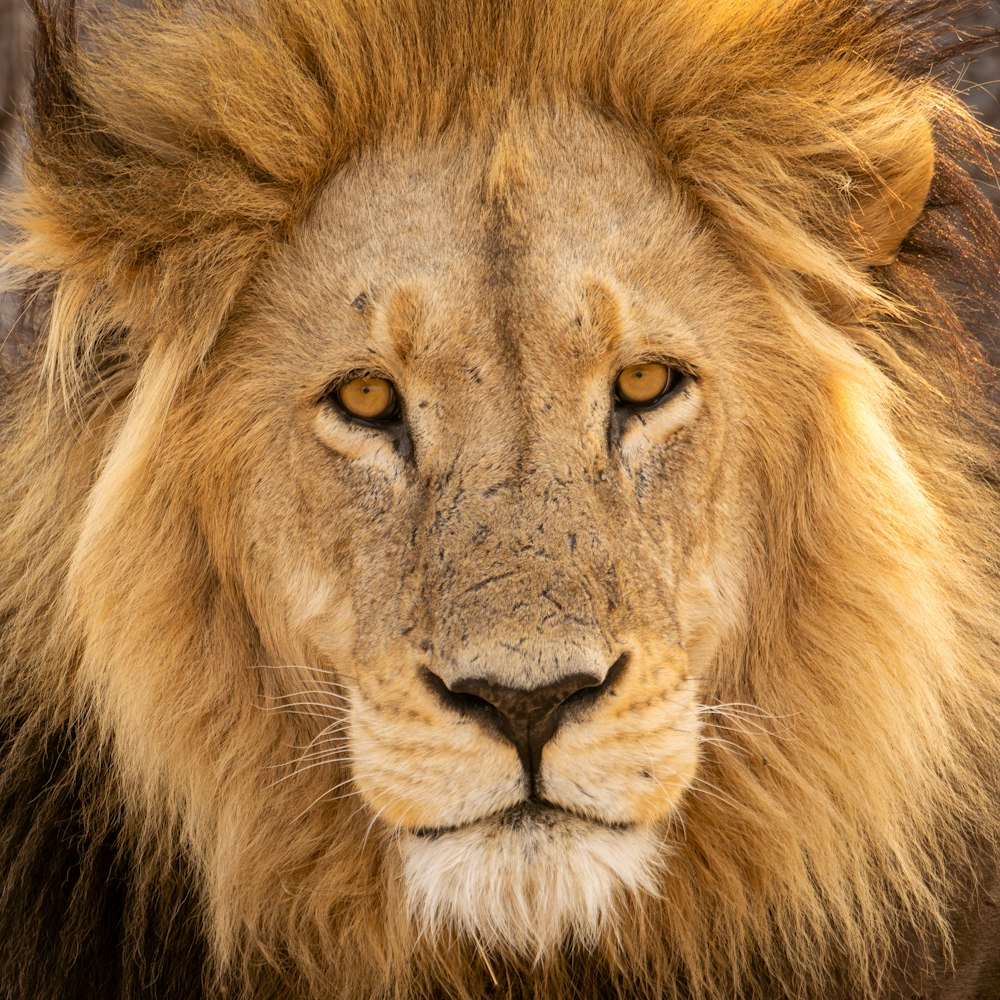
400, 804, 660, 958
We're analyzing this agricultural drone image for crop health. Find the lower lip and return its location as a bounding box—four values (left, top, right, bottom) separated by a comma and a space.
410, 801, 635, 838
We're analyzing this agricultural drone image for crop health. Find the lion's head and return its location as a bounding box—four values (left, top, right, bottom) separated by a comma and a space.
2, 1, 1000, 998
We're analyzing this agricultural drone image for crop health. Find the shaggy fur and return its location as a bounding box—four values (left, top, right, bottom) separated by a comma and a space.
2, 1, 1000, 998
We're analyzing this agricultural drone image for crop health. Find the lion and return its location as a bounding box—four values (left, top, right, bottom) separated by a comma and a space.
1, 0, 1000, 997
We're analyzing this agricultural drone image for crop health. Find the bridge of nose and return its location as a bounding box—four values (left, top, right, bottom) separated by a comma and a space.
421, 484, 616, 674
414, 367, 624, 682
433, 632, 615, 693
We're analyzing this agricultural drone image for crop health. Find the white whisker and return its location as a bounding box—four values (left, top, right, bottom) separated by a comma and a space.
260, 699, 349, 713
268, 754, 355, 788
262, 689, 352, 703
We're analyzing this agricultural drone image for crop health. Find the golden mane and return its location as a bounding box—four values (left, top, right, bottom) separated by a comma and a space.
2, 1, 1000, 998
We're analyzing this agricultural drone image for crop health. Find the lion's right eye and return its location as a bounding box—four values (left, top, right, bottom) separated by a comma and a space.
614, 362, 682, 408
333, 374, 401, 424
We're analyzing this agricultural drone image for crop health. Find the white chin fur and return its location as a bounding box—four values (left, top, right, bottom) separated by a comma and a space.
401, 812, 660, 958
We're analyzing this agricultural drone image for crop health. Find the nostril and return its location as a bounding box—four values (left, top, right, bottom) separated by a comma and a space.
420, 668, 504, 727
558, 651, 628, 716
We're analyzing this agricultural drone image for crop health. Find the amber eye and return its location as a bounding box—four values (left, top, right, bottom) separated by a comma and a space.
614, 362, 679, 407
334, 374, 400, 423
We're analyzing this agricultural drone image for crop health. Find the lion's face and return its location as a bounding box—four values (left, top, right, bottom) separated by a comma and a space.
10, 0, 1000, 994
197, 110, 790, 952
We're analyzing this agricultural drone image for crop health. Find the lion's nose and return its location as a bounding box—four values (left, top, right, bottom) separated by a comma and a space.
422, 654, 627, 780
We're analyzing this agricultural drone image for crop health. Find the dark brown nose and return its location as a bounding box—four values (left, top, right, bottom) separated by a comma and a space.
423, 654, 627, 780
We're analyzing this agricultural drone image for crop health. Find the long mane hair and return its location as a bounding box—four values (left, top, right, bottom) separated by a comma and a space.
1, 1, 999, 998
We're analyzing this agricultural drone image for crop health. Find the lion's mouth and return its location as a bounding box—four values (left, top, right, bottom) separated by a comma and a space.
409, 800, 635, 838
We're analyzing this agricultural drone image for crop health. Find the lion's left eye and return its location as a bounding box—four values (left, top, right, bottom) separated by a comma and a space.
613, 363, 681, 408
333, 374, 401, 424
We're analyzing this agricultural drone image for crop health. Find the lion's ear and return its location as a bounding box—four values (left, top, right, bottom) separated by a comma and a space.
845, 113, 935, 266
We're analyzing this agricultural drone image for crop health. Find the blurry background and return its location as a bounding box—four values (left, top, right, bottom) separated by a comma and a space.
960, 4, 1000, 153
0, 0, 29, 188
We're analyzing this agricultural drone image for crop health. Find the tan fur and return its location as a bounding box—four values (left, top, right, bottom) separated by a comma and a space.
2, 1, 1000, 998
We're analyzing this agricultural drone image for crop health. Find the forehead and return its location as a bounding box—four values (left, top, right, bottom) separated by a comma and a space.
263, 108, 730, 374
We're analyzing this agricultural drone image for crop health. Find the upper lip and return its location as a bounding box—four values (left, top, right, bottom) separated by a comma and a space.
408, 799, 635, 838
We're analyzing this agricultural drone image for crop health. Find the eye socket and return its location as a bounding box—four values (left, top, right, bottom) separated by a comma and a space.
333, 373, 401, 424
614, 362, 682, 408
